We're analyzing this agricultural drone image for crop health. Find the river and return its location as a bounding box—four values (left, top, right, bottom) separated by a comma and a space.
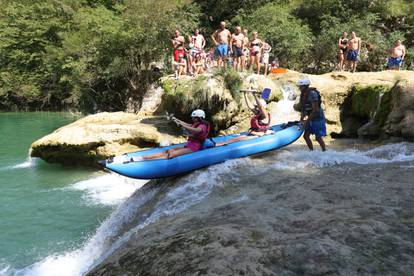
0, 113, 145, 275
1, 106, 414, 274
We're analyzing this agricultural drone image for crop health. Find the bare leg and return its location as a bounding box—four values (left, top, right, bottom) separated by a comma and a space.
256, 55, 261, 74
303, 131, 314, 151
249, 56, 254, 70
143, 146, 189, 160
264, 63, 268, 76
223, 56, 227, 70
217, 57, 222, 68
351, 61, 356, 73
216, 135, 258, 146
315, 136, 326, 151
241, 56, 246, 71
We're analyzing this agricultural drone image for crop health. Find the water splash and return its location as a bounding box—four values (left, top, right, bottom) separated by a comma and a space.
70, 174, 147, 206
17, 158, 246, 276
271, 83, 298, 124
270, 143, 414, 170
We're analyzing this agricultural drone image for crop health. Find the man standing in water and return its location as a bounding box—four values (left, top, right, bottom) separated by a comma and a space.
230, 26, 245, 71
388, 39, 406, 70
297, 78, 326, 151
211, 21, 232, 69
346, 31, 361, 73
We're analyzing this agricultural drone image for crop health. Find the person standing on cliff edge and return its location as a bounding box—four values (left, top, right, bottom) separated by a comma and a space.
346, 31, 361, 73
297, 78, 327, 152
387, 39, 406, 70
211, 21, 232, 69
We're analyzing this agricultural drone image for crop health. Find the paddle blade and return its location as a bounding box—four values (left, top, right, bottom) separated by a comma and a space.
261, 88, 272, 100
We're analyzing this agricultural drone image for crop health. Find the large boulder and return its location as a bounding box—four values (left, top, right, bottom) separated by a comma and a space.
384, 79, 414, 141
30, 112, 184, 166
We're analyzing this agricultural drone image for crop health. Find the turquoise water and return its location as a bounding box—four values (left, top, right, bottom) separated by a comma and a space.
0, 113, 112, 271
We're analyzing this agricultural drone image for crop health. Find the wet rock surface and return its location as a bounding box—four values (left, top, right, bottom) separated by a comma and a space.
87, 144, 414, 275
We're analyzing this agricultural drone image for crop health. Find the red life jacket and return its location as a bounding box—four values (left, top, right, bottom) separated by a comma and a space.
250, 112, 271, 132
188, 121, 210, 143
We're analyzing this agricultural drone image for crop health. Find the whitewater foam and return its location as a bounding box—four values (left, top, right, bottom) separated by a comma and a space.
18, 158, 245, 276
70, 174, 147, 206
14, 143, 414, 276
270, 143, 414, 170
10, 157, 38, 169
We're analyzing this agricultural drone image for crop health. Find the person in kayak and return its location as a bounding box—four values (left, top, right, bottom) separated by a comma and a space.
216, 92, 271, 146
297, 78, 326, 151
142, 109, 210, 160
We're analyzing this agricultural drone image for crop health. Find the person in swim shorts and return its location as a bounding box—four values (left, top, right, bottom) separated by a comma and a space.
346, 31, 361, 73
297, 78, 326, 151
387, 39, 406, 70
230, 26, 245, 71
211, 21, 232, 69
171, 30, 185, 64
142, 110, 210, 160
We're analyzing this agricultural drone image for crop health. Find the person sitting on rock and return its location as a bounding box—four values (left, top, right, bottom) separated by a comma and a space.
142, 110, 210, 160
216, 92, 271, 146
297, 78, 326, 151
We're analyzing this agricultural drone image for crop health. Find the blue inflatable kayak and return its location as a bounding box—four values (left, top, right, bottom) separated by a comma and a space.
100, 122, 303, 179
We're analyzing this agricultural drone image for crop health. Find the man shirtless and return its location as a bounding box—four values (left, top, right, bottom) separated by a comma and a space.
231, 26, 245, 71
388, 40, 406, 70
346, 31, 361, 73
211, 21, 232, 69
171, 30, 185, 64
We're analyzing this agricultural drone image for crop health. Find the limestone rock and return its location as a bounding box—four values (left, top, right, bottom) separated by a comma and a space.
30, 112, 184, 165
384, 79, 414, 141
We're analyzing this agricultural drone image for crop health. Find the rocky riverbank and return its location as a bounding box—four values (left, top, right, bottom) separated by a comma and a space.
30, 70, 414, 165
85, 142, 414, 275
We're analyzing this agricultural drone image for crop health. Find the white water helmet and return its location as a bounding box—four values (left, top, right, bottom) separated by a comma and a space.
297, 78, 311, 86
191, 109, 206, 118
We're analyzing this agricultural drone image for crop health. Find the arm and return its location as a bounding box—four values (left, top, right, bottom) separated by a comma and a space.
254, 94, 266, 115
402, 46, 406, 60
338, 38, 342, 47
358, 38, 361, 52
201, 36, 206, 48
211, 31, 218, 45
244, 92, 255, 111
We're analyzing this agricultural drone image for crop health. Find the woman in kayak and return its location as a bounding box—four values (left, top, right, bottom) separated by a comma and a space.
216, 92, 271, 146
141, 109, 210, 160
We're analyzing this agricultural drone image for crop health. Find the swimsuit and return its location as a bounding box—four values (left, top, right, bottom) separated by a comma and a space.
173, 49, 186, 62
250, 41, 261, 56
388, 57, 402, 68
232, 45, 243, 58
215, 44, 229, 57
346, 49, 359, 62
339, 38, 348, 54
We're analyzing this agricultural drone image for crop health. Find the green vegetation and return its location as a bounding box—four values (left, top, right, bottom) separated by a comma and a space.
350, 85, 392, 127
1, 0, 413, 111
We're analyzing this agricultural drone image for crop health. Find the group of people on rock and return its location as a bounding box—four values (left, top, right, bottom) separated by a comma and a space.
171, 22, 275, 79
140, 78, 326, 161
338, 31, 406, 72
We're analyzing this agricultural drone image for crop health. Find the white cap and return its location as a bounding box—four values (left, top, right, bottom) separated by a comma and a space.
191, 109, 206, 118
297, 78, 310, 86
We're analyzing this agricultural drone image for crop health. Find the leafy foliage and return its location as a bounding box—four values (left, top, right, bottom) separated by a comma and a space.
0, 0, 413, 111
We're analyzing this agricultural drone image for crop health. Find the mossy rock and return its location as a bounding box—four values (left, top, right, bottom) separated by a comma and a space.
351, 85, 389, 117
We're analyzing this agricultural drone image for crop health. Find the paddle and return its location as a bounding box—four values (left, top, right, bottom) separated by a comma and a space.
240, 88, 272, 100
